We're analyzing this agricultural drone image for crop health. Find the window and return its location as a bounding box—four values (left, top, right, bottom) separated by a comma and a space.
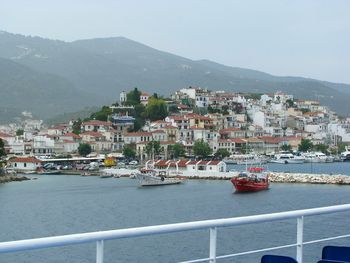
24, 163, 27, 167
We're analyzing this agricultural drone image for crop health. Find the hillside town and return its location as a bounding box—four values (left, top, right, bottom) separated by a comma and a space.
1, 86, 350, 167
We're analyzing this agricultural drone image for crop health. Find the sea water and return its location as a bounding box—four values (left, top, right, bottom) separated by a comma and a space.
1, 163, 350, 262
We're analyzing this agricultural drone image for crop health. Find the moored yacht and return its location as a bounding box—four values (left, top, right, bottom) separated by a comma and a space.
302, 152, 330, 163
270, 152, 305, 164
340, 148, 350, 162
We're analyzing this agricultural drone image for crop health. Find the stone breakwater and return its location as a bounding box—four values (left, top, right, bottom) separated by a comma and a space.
268, 172, 350, 185
184, 172, 350, 184
0, 175, 30, 184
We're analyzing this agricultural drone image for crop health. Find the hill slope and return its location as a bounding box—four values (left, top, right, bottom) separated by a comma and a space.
0, 57, 96, 122
0, 31, 349, 118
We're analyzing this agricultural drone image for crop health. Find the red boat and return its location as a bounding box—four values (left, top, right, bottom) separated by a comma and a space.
231, 167, 269, 192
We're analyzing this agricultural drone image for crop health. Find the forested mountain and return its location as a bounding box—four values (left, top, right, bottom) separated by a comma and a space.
0, 30, 349, 122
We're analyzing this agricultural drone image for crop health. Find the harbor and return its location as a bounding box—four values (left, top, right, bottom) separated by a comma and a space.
1, 173, 350, 262
3, 161, 350, 185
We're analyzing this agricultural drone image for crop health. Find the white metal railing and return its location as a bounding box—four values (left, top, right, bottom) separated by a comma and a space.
1, 204, 350, 262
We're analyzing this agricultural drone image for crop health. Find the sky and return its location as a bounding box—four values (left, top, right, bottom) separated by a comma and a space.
1, 0, 349, 84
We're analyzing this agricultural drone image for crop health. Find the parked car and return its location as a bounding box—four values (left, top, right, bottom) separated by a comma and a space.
129, 160, 138, 165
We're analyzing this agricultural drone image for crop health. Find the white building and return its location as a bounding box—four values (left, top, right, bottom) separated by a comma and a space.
120, 91, 127, 103
9, 157, 42, 172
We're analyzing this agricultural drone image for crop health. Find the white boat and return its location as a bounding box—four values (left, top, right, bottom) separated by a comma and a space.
270, 152, 305, 164
100, 172, 113, 178
234, 154, 267, 165
223, 158, 237, 165
101, 167, 139, 177
302, 152, 328, 163
340, 149, 350, 161
135, 169, 185, 186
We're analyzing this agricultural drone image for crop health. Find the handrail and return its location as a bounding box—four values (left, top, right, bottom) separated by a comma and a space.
1, 203, 350, 262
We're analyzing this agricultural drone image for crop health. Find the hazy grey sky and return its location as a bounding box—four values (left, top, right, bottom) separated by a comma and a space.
1, 0, 349, 83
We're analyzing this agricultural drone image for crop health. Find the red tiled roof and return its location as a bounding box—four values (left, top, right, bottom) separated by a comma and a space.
154, 160, 169, 167
152, 130, 166, 133
258, 136, 302, 144
190, 126, 205, 130
62, 132, 81, 139
185, 113, 212, 121
83, 120, 112, 126
0, 132, 13, 137
218, 138, 246, 143
208, 160, 222, 165
164, 125, 178, 129
81, 131, 103, 137
124, 132, 152, 137
48, 125, 67, 130
9, 157, 41, 163
151, 120, 169, 124
177, 159, 189, 167
169, 116, 186, 121
160, 141, 176, 145
219, 127, 242, 133
63, 139, 76, 143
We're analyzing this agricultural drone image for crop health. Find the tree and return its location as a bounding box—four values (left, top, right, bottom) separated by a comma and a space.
123, 145, 136, 159
286, 99, 295, 108
78, 143, 92, 157
89, 106, 112, 121
281, 144, 292, 152
126, 87, 141, 105
72, 118, 82, 134
338, 143, 347, 153
193, 139, 212, 159
0, 138, 6, 157
145, 140, 161, 159
314, 144, 328, 154
168, 143, 185, 159
214, 149, 230, 159
145, 97, 168, 121
298, 139, 313, 152
16, 129, 24, 136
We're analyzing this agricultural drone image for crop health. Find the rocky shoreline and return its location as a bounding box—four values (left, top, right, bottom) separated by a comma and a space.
268, 172, 350, 185
0, 175, 30, 184
186, 172, 350, 185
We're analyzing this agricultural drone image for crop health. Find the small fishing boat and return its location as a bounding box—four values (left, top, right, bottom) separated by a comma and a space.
135, 169, 185, 186
230, 167, 269, 192
37, 170, 62, 175
100, 172, 113, 178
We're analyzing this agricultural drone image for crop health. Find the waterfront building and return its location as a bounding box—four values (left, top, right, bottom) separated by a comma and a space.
8, 157, 42, 172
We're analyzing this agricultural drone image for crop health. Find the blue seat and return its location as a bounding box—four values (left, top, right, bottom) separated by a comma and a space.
323, 246, 350, 262
261, 255, 298, 263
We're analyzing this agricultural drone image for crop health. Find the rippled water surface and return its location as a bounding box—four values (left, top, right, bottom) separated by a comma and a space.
1, 163, 350, 262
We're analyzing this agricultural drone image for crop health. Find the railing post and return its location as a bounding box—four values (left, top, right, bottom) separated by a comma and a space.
209, 227, 217, 263
96, 240, 104, 263
296, 216, 304, 263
